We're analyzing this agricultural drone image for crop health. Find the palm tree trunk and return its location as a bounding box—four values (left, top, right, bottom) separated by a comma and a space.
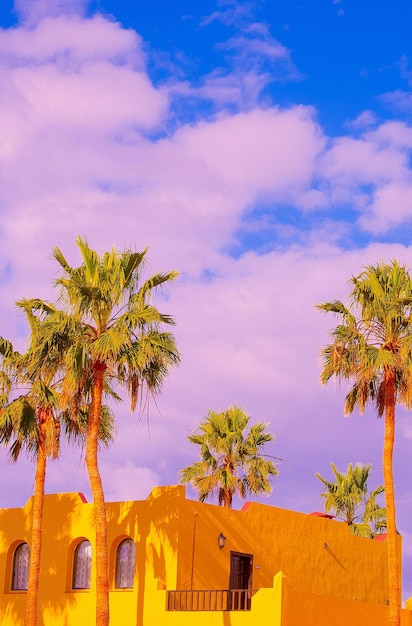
384, 371, 401, 626
25, 428, 47, 626
86, 362, 109, 626
224, 490, 232, 508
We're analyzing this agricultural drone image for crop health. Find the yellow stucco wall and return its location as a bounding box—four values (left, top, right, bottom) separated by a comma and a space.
282, 576, 412, 626
0, 485, 403, 625
146, 572, 412, 626
145, 573, 284, 626
175, 494, 395, 605
0, 486, 183, 626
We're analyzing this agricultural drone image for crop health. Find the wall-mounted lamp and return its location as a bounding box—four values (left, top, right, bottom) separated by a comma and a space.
218, 532, 227, 550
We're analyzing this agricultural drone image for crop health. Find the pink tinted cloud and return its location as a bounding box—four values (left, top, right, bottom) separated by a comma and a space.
365, 120, 412, 150
1, 10, 412, 588
0, 14, 142, 65
9, 62, 166, 130
14, 0, 87, 24
223, 33, 290, 61
170, 69, 269, 108
172, 107, 324, 201
318, 122, 412, 231
84, 241, 412, 509
346, 110, 377, 129
0, 78, 325, 291
320, 135, 409, 186
360, 182, 412, 233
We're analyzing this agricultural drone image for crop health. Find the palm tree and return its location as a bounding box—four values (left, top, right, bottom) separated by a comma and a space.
0, 329, 115, 626
317, 260, 412, 626
27, 237, 179, 626
315, 462, 386, 537
0, 329, 61, 626
180, 404, 278, 508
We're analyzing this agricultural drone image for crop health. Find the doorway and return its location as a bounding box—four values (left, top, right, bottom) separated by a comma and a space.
228, 552, 253, 610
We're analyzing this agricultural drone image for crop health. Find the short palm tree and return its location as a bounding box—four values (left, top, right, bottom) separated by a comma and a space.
317, 260, 412, 626
315, 463, 385, 537
0, 326, 61, 626
27, 237, 179, 626
0, 321, 114, 626
180, 405, 278, 508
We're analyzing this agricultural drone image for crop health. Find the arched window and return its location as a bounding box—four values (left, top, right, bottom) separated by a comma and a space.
115, 538, 136, 589
72, 540, 92, 590
12, 543, 30, 590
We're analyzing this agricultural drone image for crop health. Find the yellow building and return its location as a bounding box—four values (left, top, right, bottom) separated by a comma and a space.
0, 485, 411, 625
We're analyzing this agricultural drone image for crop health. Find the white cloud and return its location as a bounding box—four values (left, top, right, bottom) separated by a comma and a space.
381, 89, 412, 113
360, 182, 412, 234
320, 135, 409, 187
223, 33, 290, 62
364, 121, 412, 150
101, 462, 161, 503
170, 69, 269, 109
317, 126, 412, 232
200, 3, 254, 28
171, 107, 324, 202
0, 5, 412, 562
345, 110, 377, 129
0, 15, 142, 66
219, 21, 302, 84
6, 61, 166, 131
14, 0, 87, 25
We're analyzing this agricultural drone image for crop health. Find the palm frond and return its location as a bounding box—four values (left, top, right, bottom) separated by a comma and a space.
180, 405, 277, 507
316, 462, 385, 534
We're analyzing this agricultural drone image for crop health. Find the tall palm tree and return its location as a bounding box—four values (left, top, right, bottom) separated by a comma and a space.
317, 260, 412, 626
27, 237, 179, 626
315, 462, 386, 537
180, 404, 278, 508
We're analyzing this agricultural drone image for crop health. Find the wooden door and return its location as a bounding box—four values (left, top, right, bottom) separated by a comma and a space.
229, 552, 252, 609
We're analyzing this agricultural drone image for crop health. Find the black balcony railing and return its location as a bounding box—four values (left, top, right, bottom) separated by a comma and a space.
166, 589, 252, 611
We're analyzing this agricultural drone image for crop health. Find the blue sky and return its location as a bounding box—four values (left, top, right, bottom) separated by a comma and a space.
87, 0, 412, 131
78, 0, 412, 253
1, 0, 412, 602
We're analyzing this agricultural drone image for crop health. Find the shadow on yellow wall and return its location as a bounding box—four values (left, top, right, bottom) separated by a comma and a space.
0, 484, 408, 626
